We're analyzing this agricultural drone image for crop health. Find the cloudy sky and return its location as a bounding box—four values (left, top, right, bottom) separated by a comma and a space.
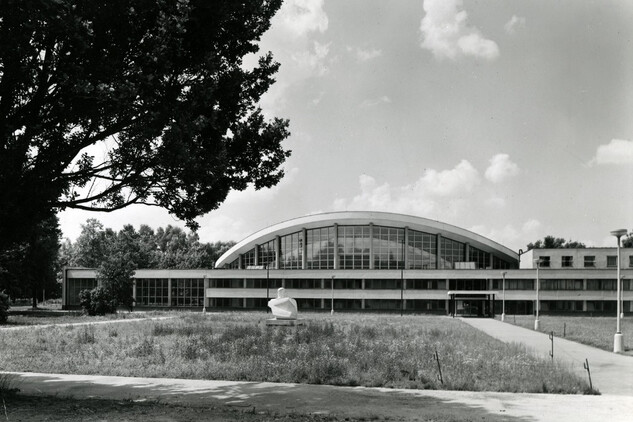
58, 0, 633, 251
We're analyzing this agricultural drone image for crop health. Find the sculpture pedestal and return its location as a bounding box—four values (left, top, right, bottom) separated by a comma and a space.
265, 318, 305, 327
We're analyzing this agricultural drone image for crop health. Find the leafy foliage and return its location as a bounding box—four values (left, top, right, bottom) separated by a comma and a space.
0, 0, 290, 270
64, 219, 234, 270
526, 235, 586, 250
0, 290, 10, 324
0, 214, 61, 307
78, 286, 117, 316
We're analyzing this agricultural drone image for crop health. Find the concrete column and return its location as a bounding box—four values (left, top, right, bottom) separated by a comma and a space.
404, 227, 409, 269
369, 223, 375, 270
275, 236, 281, 269
436, 233, 442, 269
168, 278, 172, 307
132, 280, 137, 304
489, 253, 494, 270
302, 228, 308, 269
203, 276, 209, 312
254, 244, 259, 266
465, 243, 470, 263
61, 268, 68, 309
361, 298, 365, 309
333, 223, 339, 270
238, 254, 243, 270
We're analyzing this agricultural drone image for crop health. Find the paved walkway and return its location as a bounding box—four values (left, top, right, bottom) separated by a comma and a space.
460, 318, 633, 396
3, 371, 633, 421
0, 316, 174, 331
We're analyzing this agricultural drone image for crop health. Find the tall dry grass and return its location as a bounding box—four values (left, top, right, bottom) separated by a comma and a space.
504, 315, 631, 352
0, 313, 592, 394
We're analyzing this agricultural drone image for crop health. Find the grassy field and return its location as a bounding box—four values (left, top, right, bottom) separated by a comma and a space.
501, 315, 632, 352
0, 312, 593, 394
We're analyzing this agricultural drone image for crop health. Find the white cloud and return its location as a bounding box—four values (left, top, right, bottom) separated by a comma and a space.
415, 159, 480, 196
485, 196, 506, 208
332, 160, 480, 216
197, 214, 249, 243
351, 47, 383, 62
484, 153, 519, 183
257, 0, 330, 115
469, 219, 542, 251
291, 41, 331, 77
272, 0, 328, 37
359, 96, 392, 108
504, 15, 526, 34
222, 167, 300, 206
592, 139, 633, 165
522, 219, 542, 234
420, 0, 499, 61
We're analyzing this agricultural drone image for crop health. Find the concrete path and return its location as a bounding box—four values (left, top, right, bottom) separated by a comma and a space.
3, 371, 633, 422
460, 318, 633, 396
0, 316, 174, 331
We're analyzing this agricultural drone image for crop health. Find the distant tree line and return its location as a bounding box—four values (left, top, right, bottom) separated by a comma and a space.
526, 236, 586, 250
61, 219, 234, 315
0, 217, 234, 314
527, 233, 633, 250
61, 219, 235, 270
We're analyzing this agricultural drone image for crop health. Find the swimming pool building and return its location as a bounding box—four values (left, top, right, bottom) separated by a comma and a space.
62, 211, 632, 316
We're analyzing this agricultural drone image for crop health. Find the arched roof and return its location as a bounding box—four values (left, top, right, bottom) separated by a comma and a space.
215, 211, 518, 268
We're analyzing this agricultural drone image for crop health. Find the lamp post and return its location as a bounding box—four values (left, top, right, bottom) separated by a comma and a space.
611, 229, 627, 353
501, 271, 507, 322
534, 259, 542, 331
331, 275, 335, 315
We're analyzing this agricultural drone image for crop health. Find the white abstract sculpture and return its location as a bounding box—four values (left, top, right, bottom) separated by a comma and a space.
268, 287, 298, 320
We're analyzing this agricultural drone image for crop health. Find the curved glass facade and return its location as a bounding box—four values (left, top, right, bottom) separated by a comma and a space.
225, 222, 515, 270
306, 227, 335, 269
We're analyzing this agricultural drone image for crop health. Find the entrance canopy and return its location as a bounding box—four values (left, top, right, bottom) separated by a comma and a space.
447, 291, 498, 318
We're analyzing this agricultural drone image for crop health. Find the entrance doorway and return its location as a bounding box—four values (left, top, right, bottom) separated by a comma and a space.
448, 291, 497, 318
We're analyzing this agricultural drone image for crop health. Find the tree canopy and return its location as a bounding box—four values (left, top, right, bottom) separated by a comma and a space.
64, 219, 234, 270
526, 236, 586, 250
0, 0, 290, 258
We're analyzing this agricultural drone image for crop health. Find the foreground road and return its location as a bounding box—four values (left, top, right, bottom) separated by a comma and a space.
3, 371, 632, 421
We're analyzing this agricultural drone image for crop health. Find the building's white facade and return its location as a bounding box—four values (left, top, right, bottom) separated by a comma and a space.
62, 212, 632, 316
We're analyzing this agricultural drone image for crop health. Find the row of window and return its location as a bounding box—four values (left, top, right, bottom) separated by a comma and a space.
207, 278, 632, 291
539, 255, 633, 268
66, 278, 205, 307
207, 298, 447, 311
205, 298, 625, 313
227, 225, 513, 270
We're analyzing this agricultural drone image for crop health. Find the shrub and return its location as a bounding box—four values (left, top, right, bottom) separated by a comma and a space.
0, 290, 10, 324
79, 286, 117, 316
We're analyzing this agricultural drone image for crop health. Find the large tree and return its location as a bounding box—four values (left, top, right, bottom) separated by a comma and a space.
0, 0, 290, 259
